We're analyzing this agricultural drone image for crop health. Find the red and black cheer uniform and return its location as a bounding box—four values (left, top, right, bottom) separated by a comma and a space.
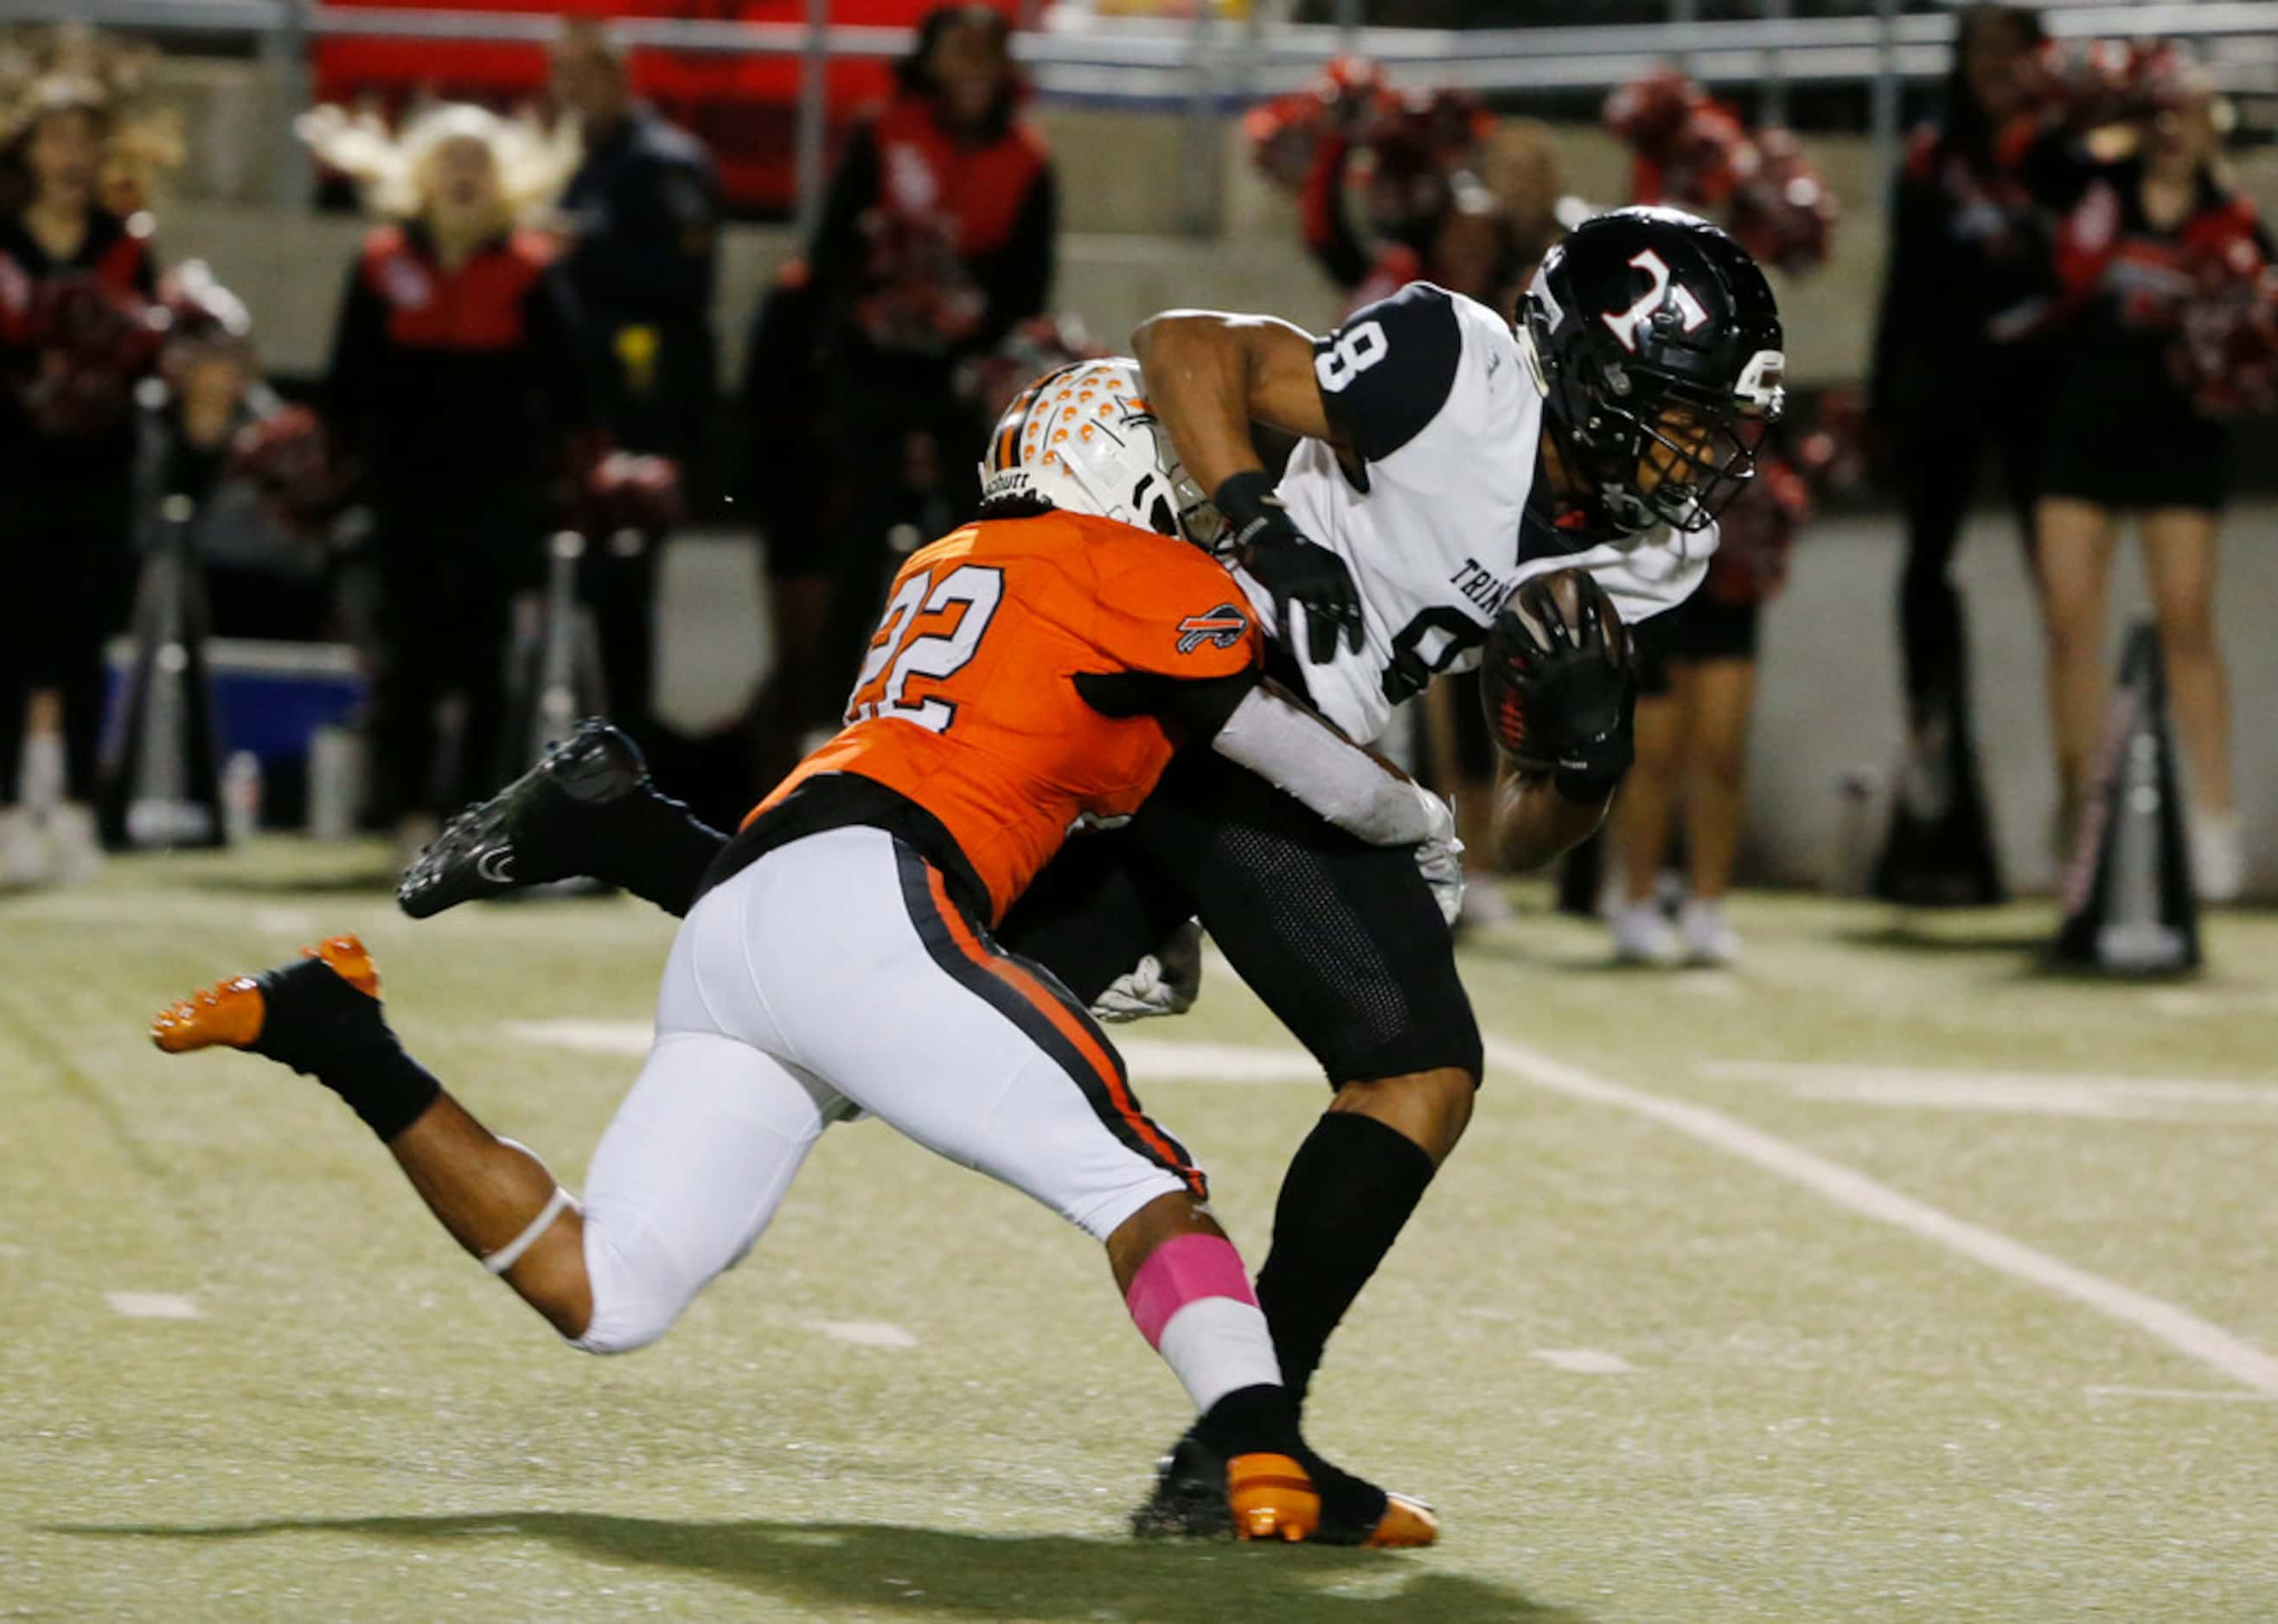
324, 221, 593, 822
2033, 155, 2273, 514
0, 206, 157, 806
1296, 129, 1530, 321
740, 88, 1055, 707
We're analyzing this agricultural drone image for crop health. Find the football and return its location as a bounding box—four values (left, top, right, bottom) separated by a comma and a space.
1501, 567, 1624, 660
1486, 567, 1631, 771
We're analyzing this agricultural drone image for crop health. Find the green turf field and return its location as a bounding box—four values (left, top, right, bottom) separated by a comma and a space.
4, 841, 2275, 1621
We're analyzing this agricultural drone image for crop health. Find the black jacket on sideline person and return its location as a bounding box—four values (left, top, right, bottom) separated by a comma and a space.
560, 105, 721, 471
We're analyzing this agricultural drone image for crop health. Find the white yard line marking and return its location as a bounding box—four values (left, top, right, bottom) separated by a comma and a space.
106, 1292, 200, 1320
1697, 1063, 2278, 1122
1488, 1036, 2278, 1397
2148, 988, 2278, 1018
809, 1320, 918, 1349
1532, 1348, 1636, 1374
2085, 1385, 2278, 1404
1699, 1061, 2278, 1103
1113, 1039, 1317, 1084
1702, 1062, 2278, 1122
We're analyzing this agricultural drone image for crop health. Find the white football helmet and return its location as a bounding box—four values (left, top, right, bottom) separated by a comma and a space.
977, 358, 1225, 551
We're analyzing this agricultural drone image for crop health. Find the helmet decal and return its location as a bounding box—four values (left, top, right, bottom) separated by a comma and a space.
1598, 249, 1709, 354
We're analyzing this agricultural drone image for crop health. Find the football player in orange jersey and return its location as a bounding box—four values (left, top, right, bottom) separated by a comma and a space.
150, 371, 1462, 1546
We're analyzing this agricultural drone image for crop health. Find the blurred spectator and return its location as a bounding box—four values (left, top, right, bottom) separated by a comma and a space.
550, 18, 722, 749
1253, 62, 1526, 318
0, 71, 163, 884
1604, 70, 1837, 278
1481, 117, 1575, 283
2027, 70, 2269, 901
1866, 4, 2051, 904
304, 103, 593, 861
741, 3, 1055, 784
136, 264, 336, 642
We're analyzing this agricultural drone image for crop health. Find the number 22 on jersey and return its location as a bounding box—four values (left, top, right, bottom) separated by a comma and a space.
845, 553, 1006, 733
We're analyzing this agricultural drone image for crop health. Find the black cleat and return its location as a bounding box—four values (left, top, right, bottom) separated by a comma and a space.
398, 719, 650, 919
1130, 1430, 1236, 1539
1130, 1427, 1437, 1546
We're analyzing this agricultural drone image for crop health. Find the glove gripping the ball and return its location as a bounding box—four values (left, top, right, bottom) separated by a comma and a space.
1481, 570, 1638, 805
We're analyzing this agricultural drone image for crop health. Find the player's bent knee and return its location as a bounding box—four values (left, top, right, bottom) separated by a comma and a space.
566, 1220, 701, 1356
1332, 1065, 1478, 1165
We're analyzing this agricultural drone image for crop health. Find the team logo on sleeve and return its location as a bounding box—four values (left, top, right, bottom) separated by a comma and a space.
1176, 604, 1251, 654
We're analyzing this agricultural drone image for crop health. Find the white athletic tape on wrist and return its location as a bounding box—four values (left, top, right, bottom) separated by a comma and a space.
483, 1184, 578, 1276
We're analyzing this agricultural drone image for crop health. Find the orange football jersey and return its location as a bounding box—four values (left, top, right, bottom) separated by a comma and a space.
751, 511, 1262, 922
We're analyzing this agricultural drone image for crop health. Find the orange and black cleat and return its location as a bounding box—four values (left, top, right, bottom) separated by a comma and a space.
1227, 1453, 1321, 1543
151, 935, 378, 1054
1224, 1453, 1437, 1548
1138, 1430, 1440, 1547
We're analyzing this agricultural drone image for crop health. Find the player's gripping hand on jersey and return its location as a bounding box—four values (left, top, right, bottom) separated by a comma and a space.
1213, 470, 1364, 664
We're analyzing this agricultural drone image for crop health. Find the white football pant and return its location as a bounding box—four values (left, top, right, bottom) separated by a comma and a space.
572, 825, 1201, 1353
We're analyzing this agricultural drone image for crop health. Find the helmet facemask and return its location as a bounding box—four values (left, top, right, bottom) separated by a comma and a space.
1543, 312, 1784, 534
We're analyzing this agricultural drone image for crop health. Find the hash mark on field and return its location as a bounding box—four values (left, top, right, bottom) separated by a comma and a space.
1489, 1037, 2278, 1397
106, 1292, 200, 1320
505, 1019, 650, 1057
809, 1320, 918, 1349
1533, 1349, 1635, 1374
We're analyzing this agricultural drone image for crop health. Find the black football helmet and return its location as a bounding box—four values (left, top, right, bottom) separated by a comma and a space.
1521, 206, 1785, 535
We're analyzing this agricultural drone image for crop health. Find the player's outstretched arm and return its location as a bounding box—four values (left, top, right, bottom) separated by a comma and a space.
1209, 680, 1451, 851
1107, 668, 1462, 923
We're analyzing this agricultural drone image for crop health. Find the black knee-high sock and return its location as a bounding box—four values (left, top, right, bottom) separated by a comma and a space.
1252, 1112, 1437, 1409
253, 960, 439, 1141
584, 789, 727, 917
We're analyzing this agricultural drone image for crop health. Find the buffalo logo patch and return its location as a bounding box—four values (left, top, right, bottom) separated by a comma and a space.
1176, 604, 1250, 654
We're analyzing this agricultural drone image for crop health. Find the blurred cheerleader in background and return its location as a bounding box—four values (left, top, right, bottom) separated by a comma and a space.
2022, 55, 2275, 901
300, 100, 595, 863
0, 29, 180, 884
1249, 59, 1551, 322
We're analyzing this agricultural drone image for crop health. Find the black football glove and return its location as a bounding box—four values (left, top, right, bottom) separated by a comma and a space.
1481, 572, 1637, 804
1215, 470, 1364, 664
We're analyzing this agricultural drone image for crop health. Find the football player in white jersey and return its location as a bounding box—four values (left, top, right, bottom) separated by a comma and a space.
1095, 205, 1783, 1531
394, 207, 1785, 1539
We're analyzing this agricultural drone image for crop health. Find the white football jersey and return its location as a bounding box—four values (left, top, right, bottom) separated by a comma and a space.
1227, 281, 1716, 745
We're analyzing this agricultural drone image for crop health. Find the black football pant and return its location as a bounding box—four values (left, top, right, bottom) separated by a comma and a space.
1893, 391, 2046, 719
0, 542, 132, 806
368, 537, 516, 827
